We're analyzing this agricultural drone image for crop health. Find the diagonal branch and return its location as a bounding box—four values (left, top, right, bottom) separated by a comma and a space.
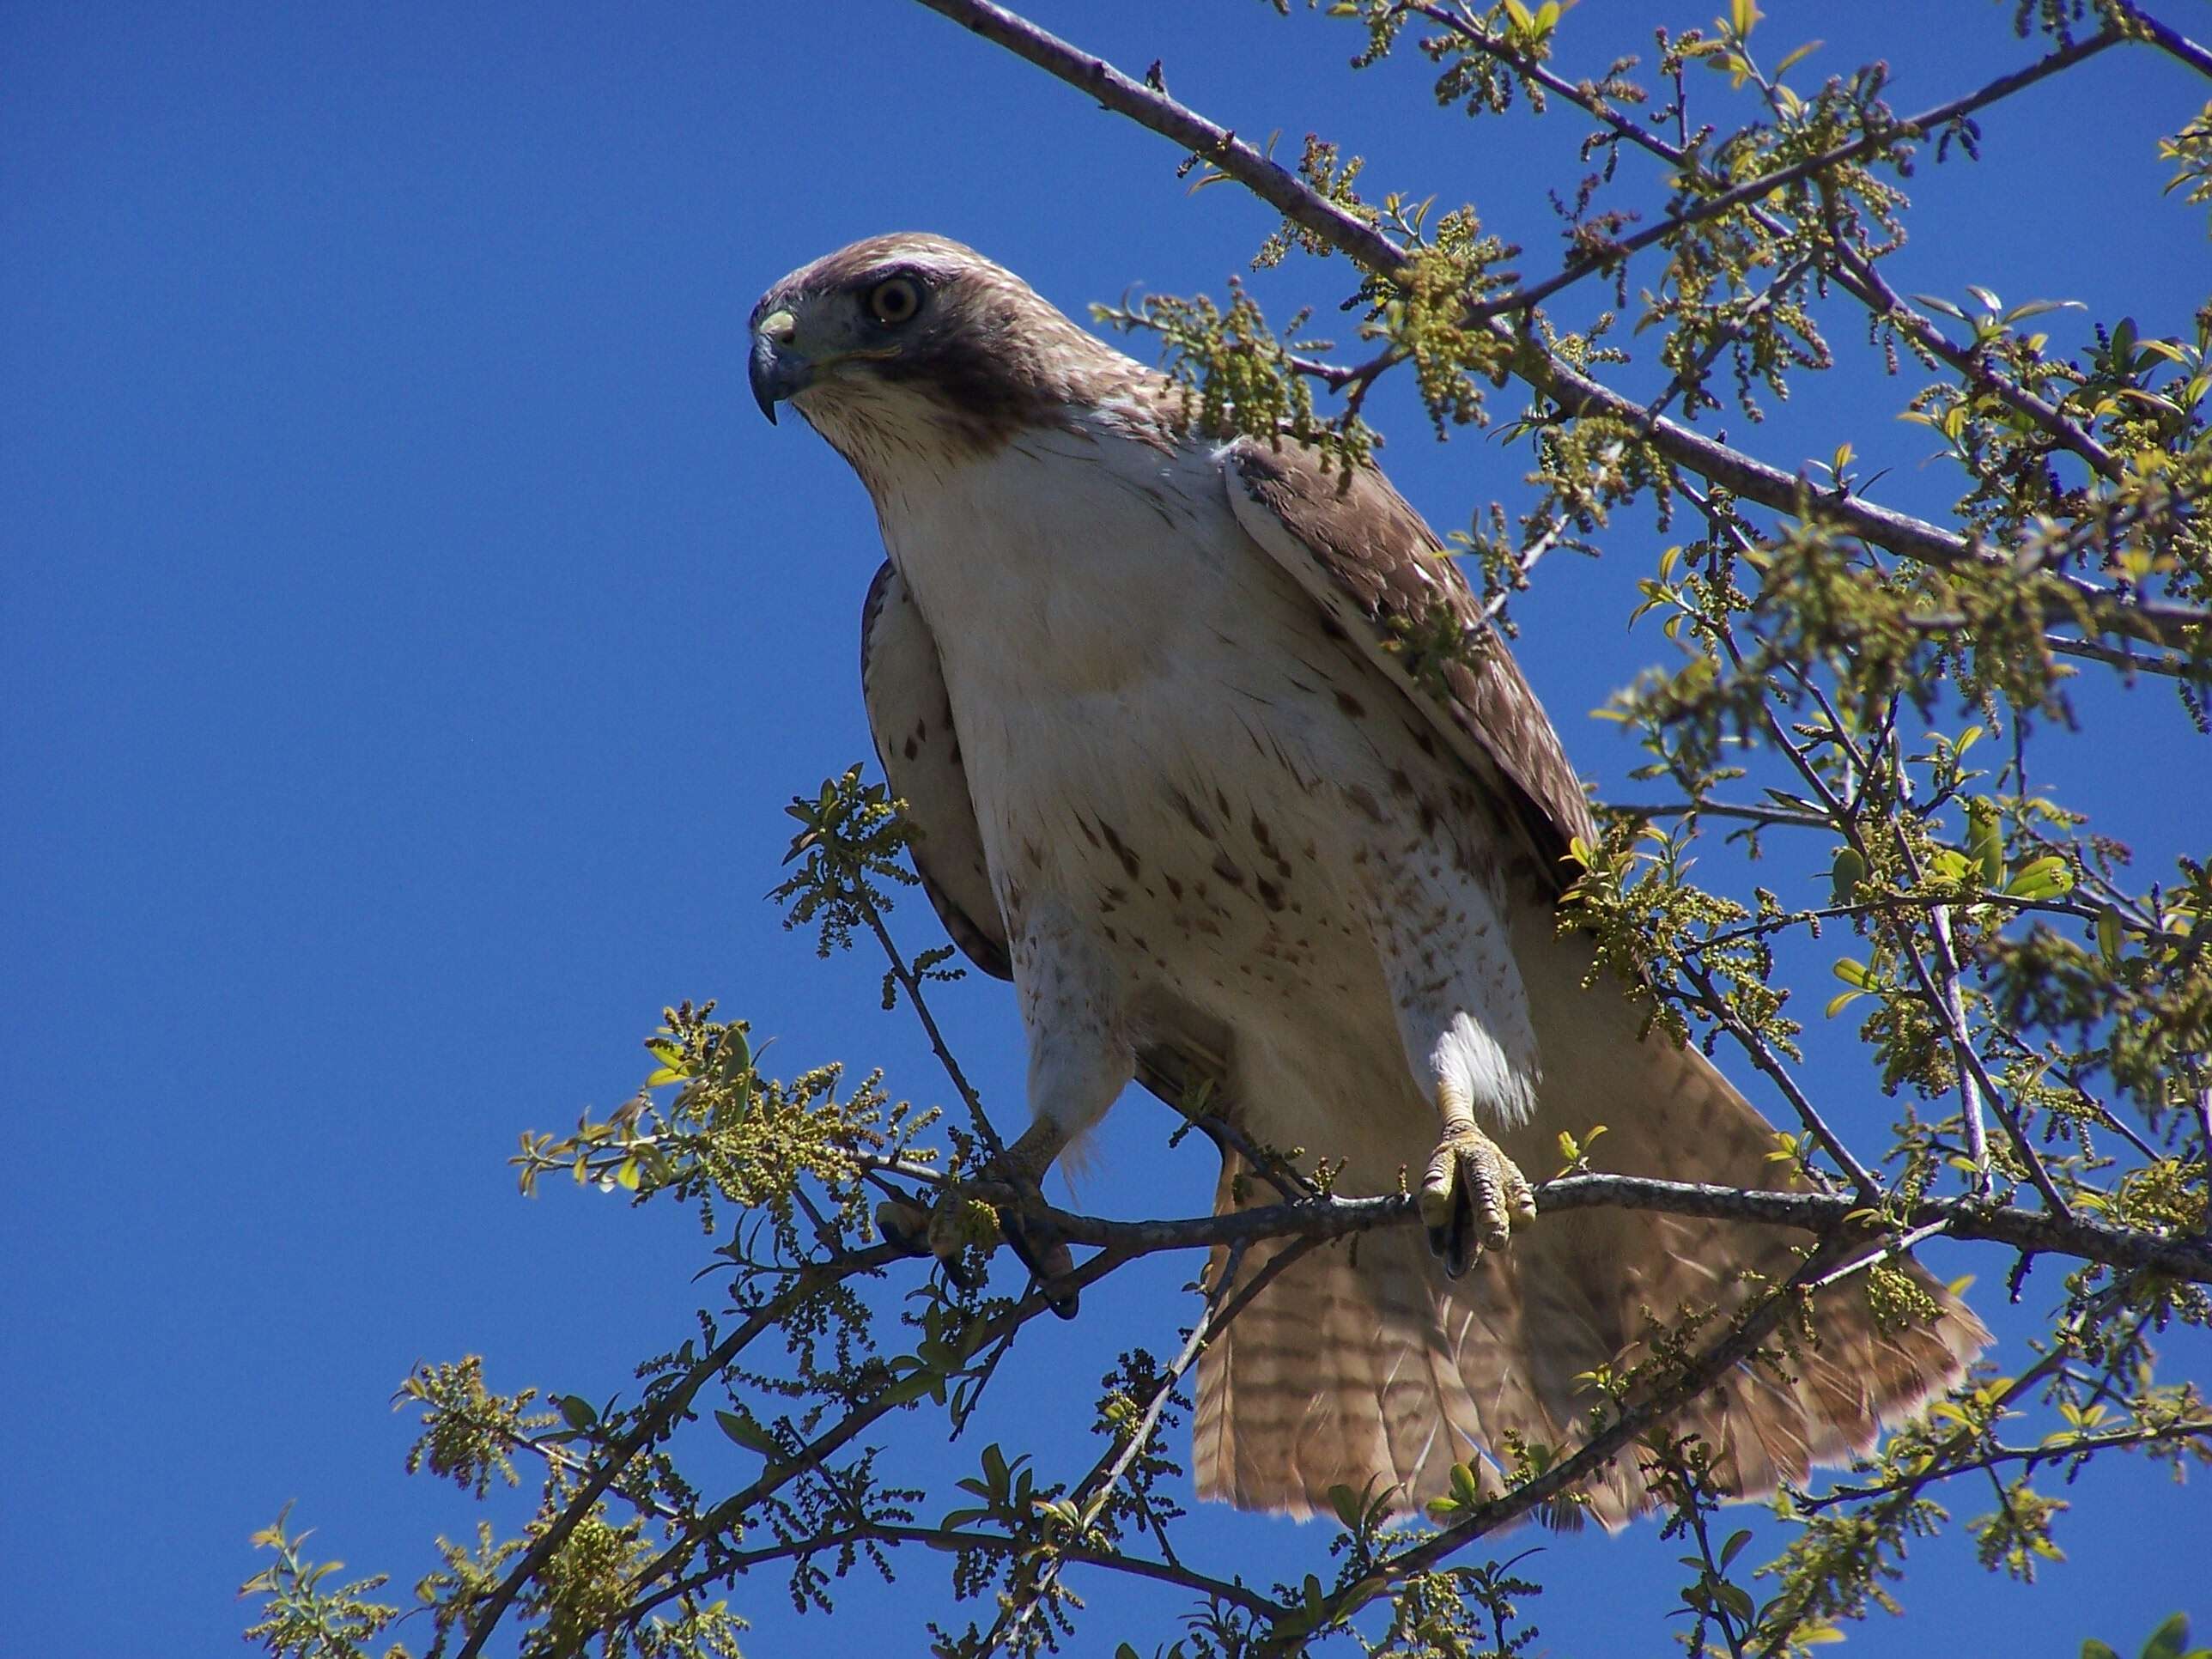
988, 1236, 1319, 1654
448, 1249, 902, 1659
911, 0, 1407, 273
917, 0, 2212, 655
2129, 5, 2212, 80
908, 0, 1972, 568
1336, 1240, 1850, 1615
1455, 28, 2124, 327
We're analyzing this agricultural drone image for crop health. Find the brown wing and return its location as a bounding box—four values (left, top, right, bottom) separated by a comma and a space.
1222, 439, 1598, 890
861, 561, 1012, 981
860, 561, 1243, 1118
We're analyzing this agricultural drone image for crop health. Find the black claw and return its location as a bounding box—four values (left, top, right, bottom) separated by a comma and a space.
1425, 1222, 1449, 1263
879, 1207, 931, 1259
939, 1252, 986, 1291
1429, 1200, 1474, 1280
1003, 1221, 1080, 1319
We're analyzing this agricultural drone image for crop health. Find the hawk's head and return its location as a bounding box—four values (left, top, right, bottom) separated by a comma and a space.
748, 234, 1145, 480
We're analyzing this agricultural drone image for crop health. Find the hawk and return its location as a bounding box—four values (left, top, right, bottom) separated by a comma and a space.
748, 233, 1984, 1526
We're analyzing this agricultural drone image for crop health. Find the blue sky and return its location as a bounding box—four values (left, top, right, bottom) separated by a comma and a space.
4, 2, 2207, 1653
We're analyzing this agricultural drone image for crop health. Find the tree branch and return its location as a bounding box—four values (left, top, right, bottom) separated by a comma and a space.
868, 905, 1006, 1160
910, 0, 1407, 274
915, 0, 2212, 642
1011, 1173, 2212, 1285
1802, 1418, 2212, 1510
449, 1250, 901, 1659
2129, 5, 2212, 80
1336, 1241, 1850, 1619
1458, 29, 2124, 329
649, 1521, 1281, 1625
910, 0, 1981, 568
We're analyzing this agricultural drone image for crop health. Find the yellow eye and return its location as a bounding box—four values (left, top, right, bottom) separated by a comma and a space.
866, 276, 921, 325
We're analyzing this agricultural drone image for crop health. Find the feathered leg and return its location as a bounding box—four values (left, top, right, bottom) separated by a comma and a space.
881, 897, 1127, 1315
1357, 842, 1544, 1276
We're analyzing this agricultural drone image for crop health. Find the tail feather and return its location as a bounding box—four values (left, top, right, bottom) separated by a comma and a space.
1191, 1040, 1989, 1528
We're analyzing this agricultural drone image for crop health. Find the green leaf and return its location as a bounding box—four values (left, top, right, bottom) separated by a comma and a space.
2006, 855, 2075, 899
559, 1395, 598, 1432
1966, 801, 2004, 889
1775, 38, 1821, 75
1832, 957, 1871, 988
1966, 284, 2002, 313
878, 1370, 940, 1409
1831, 846, 1868, 905
1329, 1483, 1364, 1528
1911, 291, 1969, 321
712, 1026, 752, 1082
2140, 1613, 2195, 1659
1929, 847, 1973, 883
716, 1408, 776, 1453
1730, 0, 1759, 38
1720, 1528, 1753, 1569
2097, 904, 2124, 963
1826, 989, 1866, 1018
1449, 1461, 1480, 1505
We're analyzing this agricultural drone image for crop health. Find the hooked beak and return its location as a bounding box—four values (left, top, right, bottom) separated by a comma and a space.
748, 308, 806, 424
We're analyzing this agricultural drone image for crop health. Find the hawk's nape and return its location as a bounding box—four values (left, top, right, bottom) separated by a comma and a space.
759, 232, 1987, 1526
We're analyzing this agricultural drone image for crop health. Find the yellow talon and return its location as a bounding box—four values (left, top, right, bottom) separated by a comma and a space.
1420, 1120, 1535, 1279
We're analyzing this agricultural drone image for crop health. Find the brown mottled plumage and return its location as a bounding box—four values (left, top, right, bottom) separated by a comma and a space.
757, 234, 1986, 1528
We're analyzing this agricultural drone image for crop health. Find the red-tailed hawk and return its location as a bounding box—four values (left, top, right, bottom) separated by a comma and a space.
749, 233, 1984, 1526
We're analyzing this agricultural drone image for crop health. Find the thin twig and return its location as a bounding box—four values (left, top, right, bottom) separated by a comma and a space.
1611, 798, 1833, 830
1348, 1240, 1851, 1607
1805, 1215, 1958, 1291
866, 906, 1006, 1160
450, 1254, 899, 1659
1826, 238, 2122, 482
1808, 1418, 2212, 1507
1676, 958, 1881, 1200
989, 1237, 1320, 1653
2128, 5, 2212, 80
909, 0, 1976, 569
647, 1521, 1280, 1625
1929, 902, 1993, 1192
1453, 30, 2126, 327
626, 1244, 1139, 1610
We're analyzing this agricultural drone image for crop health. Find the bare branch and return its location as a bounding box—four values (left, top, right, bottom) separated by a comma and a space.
1804, 1419, 2212, 1510
1459, 29, 2124, 327
450, 1251, 901, 1659
910, 0, 1407, 274
1009, 1175, 2212, 1285
913, 0, 2212, 681
868, 905, 1006, 1160
2129, 5, 2212, 80
1356, 1241, 1850, 1601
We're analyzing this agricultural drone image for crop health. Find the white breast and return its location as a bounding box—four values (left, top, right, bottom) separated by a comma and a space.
866, 411, 1537, 1166
877, 416, 1372, 988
